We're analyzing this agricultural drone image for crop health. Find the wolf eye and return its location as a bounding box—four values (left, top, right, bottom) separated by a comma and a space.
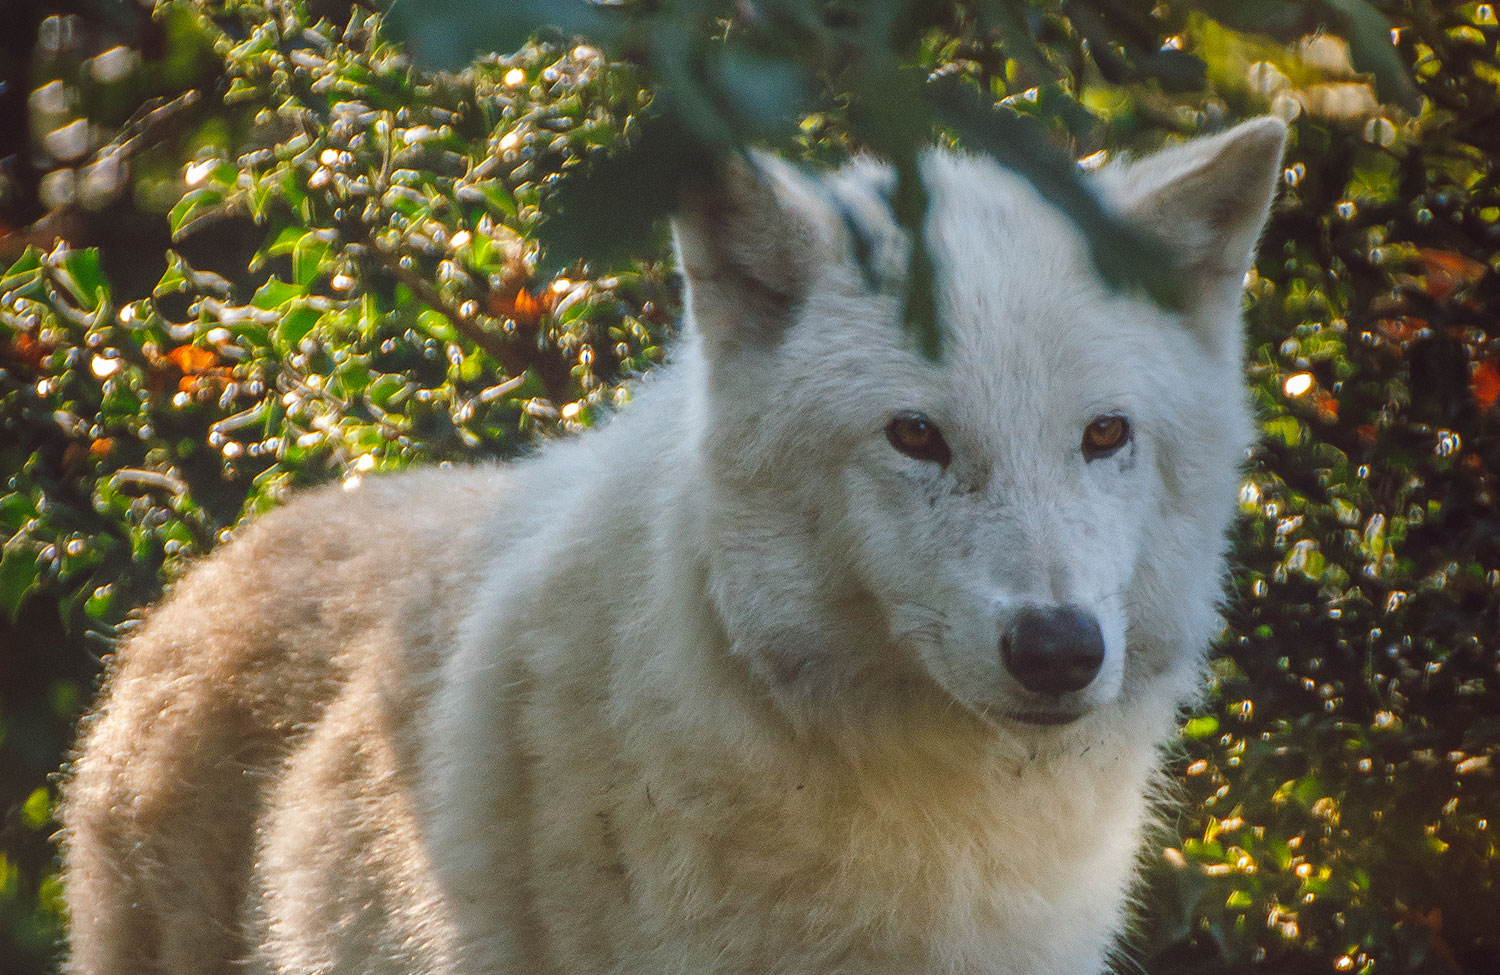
1082, 415, 1131, 460
886, 411, 951, 466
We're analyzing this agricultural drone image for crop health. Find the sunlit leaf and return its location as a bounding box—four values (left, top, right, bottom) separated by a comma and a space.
166, 345, 219, 374
292, 233, 333, 287
52, 249, 109, 312
250, 278, 304, 311
168, 187, 227, 238
20, 787, 51, 831
1184, 715, 1222, 739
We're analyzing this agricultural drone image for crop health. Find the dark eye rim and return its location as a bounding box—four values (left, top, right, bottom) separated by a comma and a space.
1082, 414, 1132, 461
885, 411, 952, 467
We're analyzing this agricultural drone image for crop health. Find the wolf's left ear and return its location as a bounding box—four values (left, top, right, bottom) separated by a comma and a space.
1097, 117, 1287, 348
672, 152, 833, 351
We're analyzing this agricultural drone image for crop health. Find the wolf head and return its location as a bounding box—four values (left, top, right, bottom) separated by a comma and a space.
673, 119, 1286, 745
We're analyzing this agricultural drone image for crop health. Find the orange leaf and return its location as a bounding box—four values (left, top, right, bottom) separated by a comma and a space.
1376, 316, 1428, 344
1472, 359, 1500, 411
5, 332, 47, 370
167, 344, 219, 374
486, 287, 552, 327
512, 288, 544, 324
1312, 390, 1340, 422
1416, 248, 1487, 301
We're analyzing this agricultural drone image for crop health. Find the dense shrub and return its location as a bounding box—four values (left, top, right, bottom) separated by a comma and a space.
0, 4, 673, 970
1150, 14, 1500, 970
1, 2, 1497, 974
1146, 15, 1500, 966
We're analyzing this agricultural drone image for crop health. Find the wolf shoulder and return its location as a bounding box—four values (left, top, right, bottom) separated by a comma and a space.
88, 373, 676, 725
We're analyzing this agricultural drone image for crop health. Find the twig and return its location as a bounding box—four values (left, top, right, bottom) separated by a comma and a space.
377, 250, 572, 404
97, 90, 204, 164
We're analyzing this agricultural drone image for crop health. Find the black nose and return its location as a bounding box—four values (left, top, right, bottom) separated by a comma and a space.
1000, 605, 1105, 695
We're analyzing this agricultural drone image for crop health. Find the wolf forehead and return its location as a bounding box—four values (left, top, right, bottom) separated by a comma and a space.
771, 154, 1193, 415
782, 152, 1179, 361
808, 152, 1099, 291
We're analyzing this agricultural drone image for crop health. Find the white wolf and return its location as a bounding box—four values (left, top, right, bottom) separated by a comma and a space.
60, 117, 1285, 975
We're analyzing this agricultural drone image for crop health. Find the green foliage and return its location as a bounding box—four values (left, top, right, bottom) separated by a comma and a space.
386, 0, 1414, 356
1135, 10, 1500, 972
2, 1, 1498, 974
2, 3, 672, 636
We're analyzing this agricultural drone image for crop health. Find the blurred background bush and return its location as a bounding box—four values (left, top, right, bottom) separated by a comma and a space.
1, 1, 1496, 973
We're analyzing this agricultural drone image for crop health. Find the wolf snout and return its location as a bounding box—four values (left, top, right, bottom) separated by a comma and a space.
1000, 605, 1106, 695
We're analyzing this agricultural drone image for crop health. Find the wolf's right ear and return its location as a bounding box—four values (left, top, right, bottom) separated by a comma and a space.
673, 153, 831, 349
1097, 117, 1287, 352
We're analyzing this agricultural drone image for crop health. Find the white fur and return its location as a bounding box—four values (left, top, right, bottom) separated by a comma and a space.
60, 118, 1286, 975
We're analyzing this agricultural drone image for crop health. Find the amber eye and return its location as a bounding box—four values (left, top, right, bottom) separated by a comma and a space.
1082, 414, 1131, 460
885, 411, 951, 466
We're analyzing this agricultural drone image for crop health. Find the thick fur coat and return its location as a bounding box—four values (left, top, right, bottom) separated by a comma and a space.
60, 118, 1286, 975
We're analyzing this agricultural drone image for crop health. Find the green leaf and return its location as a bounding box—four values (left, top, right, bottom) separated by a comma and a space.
1183, 715, 1221, 740
456, 347, 485, 383
53, 249, 110, 312
0, 247, 45, 292
292, 233, 333, 286
0, 494, 35, 534
554, 294, 595, 325
843, 64, 947, 358
169, 186, 227, 238
275, 305, 321, 348
251, 277, 305, 311
154, 250, 191, 296
21, 787, 51, 831
969, 0, 1058, 82
416, 308, 459, 343
367, 374, 412, 411
264, 225, 305, 259
891, 158, 939, 360
1264, 415, 1306, 447
1196, 0, 1306, 35
1142, 50, 1208, 92
85, 584, 119, 621
711, 44, 813, 138
456, 180, 517, 218
0, 545, 40, 624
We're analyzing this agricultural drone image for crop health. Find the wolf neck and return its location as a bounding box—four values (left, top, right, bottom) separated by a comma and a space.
612, 496, 1160, 967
